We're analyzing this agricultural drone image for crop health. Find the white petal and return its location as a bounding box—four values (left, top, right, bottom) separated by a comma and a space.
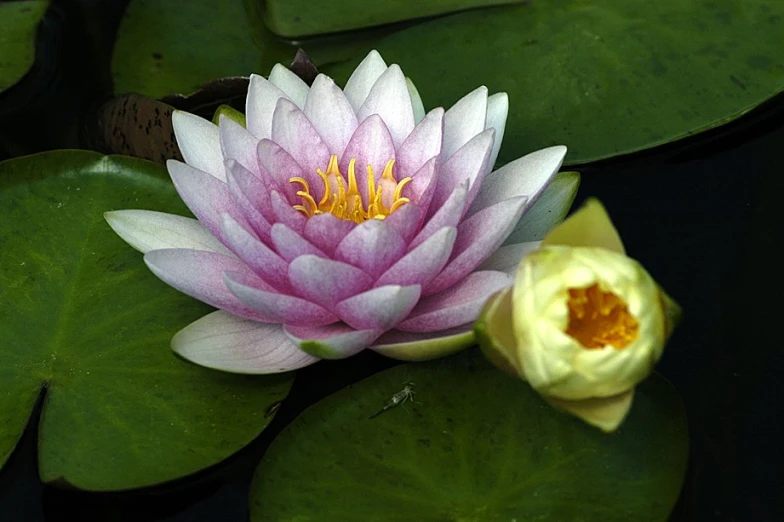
407, 77, 426, 124
219, 115, 260, 176
172, 311, 319, 374
476, 241, 541, 276
304, 74, 358, 156
357, 64, 415, 148
504, 170, 580, 244
172, 111, 224, 181
269, 63, 309, 108
485, 92, 508, 168
470, 145, 567, 215
105, 209, 232, 255
246, 73, 289, 140
343, 50, 388, 113
442, 86, 488, 162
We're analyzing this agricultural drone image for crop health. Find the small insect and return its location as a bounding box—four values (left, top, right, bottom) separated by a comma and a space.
369, 381, 417, 419
264, 401, 282, 418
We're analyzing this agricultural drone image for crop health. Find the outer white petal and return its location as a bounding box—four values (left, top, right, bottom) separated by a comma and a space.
441, 86, 488, 162
268, 63, 309, 108
105, 209, 233, 255
371, 325, 475, 361
172, 311, 319, 374
172, 111, 224, 181
476, 241, 541, 276
485, 92, 508, 168
343, 50, 388, 113
246, 73, 289, 140
470, 145, 567, 215
407, 77, 426, 124
504, 170, 580, 244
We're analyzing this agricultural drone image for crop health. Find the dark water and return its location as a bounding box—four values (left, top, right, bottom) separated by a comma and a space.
0, 0, 781, 520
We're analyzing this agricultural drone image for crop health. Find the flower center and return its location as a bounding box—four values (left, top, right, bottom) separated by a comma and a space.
564, 284, 639, 350
289, 154, 412, 224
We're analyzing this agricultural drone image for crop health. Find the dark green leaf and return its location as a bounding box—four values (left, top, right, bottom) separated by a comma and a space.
250, 349, 688, 521
263, 0, 523, 38
0, 1, 49, 92
327, 0, 784, 165
0, 151, 292, 491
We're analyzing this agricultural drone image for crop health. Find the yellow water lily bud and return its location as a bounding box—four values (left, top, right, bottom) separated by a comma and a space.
477, 199, 679, 432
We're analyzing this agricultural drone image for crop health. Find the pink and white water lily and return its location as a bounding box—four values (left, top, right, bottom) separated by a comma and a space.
105, 50, 571, 374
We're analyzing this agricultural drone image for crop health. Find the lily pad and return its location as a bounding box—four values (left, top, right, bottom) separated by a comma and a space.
0, 151, 292, 491
250, 349, 688, 521
0, 0, 49, 92
327, 0, 784, 165
111, 0, 291, 99
263, 0, 522, 38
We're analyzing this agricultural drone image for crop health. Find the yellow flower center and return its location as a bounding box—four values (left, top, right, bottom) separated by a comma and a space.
289, 154, 412, 224
565, 284, 639, 350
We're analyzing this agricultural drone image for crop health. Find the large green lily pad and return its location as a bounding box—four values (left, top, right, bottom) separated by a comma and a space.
250, 349, 688, 521
0, 1, 49, 92
263, 0, 522, 39
111, 0, 292, 99
0, 151, 292, 491
328, 0, 784, 165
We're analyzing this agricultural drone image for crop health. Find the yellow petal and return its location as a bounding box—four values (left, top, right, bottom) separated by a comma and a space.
543, 388, 635, 433
475, 287, 523, 378
542, 198, 625, 254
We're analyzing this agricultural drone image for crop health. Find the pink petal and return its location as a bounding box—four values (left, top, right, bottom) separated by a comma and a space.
224, 271, 338, 326
270, 189, 307, 233
442, 86, 488, 162
336, 284, 421, 330
271, 98, 331, 186
219, 115, 261, 177
397, 270, 512, 332
225, 160, 273, 243
425, 196, 528, 295
383, 202, 423, 245
429, 129, 494, 216
396, 108, 444, 179
409, 180, 468, 250
269, 64, 309, 108
376, 227, 456, 288
288, 255, 373, 310
270, 223, 327, 262
340, 115, 396, 207
304, 75, 358, 156
246, 74, 289, 140
371, 325, 475, 361
284, 323, 381, 359
221, 215, 292, 293
303, 213, 357, 256
334, 219, 406, 278
167, 159, 249, 244
171, 111, 224, 181
172, 311, 319, 374
485, 92, 508, 168
357, 65, 415, 149
257, 139, 306, 203
144, 249, 272, 321
470, 145, 567, 216
343, 50, 388, 113
408, 156, 438, 211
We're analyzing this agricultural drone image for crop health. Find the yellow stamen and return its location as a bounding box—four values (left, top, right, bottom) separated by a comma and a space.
289, 154, 412, 224
565, 284, 639, 350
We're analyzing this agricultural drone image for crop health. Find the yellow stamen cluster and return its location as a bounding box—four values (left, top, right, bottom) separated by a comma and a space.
565, 284, 639, 350
290, 155, 412, 224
